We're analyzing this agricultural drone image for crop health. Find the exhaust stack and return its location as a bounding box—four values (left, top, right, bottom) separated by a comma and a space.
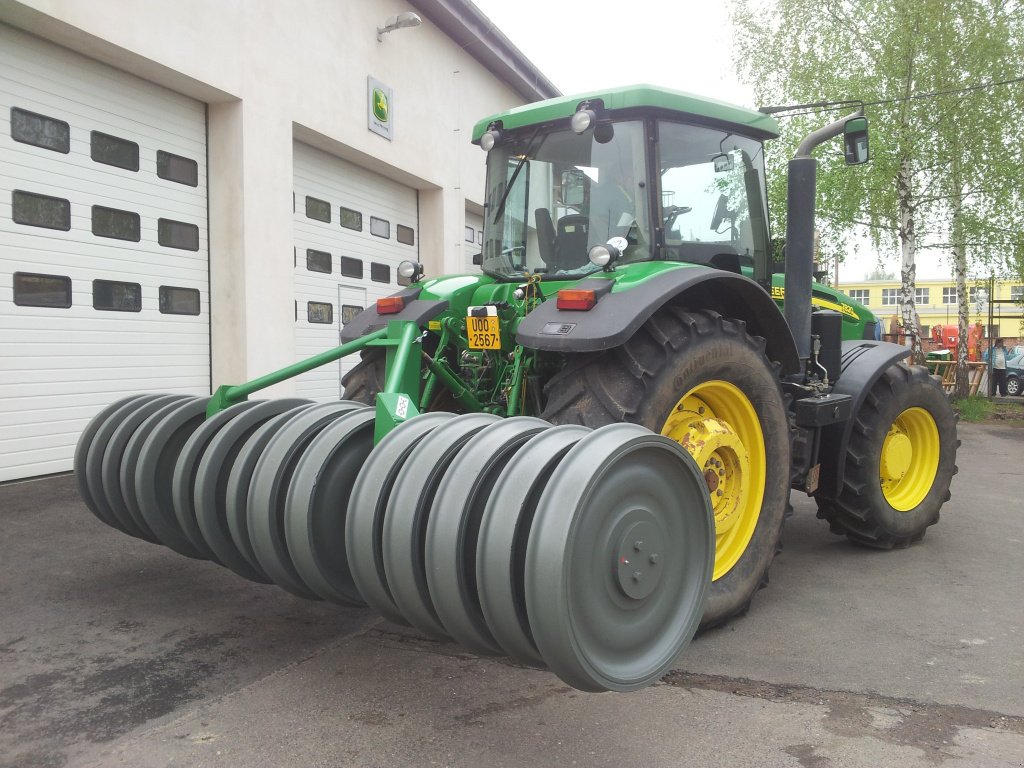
784, 110, 866, 374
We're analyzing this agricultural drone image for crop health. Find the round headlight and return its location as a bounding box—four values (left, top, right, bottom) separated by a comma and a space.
480, 129, 501, 151
397, 260, 421, 280
570, 109, 596, 135
588, 245, 612, 267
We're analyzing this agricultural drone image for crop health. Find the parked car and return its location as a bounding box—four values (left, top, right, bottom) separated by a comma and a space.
1007, 356, 1023, 397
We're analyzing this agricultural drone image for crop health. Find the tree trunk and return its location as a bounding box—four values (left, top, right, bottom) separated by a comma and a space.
897, 157, 924, 363
952, 158, 970, 398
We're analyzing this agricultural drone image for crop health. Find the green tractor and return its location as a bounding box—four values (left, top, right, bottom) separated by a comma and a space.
75, 85, 958, 693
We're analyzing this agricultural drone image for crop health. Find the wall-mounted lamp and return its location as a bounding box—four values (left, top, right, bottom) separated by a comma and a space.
377, 12, 422, 42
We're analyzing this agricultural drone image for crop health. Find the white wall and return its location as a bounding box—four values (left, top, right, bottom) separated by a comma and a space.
0, 0, 527, 389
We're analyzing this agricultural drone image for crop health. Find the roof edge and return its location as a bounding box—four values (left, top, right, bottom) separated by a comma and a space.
408, 0, 560, 102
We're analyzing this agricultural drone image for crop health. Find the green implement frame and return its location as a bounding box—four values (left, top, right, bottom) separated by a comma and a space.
206, 318, 529, 444
207, 322, 421, 443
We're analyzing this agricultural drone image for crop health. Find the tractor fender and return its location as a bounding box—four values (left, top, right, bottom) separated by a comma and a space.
516, 268, 800, 374
340, 287, 449, 343
815, 340, 912, 498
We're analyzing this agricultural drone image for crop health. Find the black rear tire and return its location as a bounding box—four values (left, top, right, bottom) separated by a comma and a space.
539, 306, 790, 629
815, 363, 958, 548
341, 351, 386, 406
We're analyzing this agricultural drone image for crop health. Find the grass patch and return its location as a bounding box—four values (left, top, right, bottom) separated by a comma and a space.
953, 395, 1024, 424
953, 395, 994, 422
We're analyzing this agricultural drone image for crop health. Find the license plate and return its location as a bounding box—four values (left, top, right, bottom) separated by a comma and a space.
466, 308, 500, 350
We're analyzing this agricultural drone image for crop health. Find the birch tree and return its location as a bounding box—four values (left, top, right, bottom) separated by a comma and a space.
729, 0, 1023, 374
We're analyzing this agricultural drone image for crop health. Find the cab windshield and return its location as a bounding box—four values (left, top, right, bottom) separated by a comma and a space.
481, 121, 651, 280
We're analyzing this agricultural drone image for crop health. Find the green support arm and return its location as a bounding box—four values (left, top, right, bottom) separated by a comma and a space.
206, 327, 389, 418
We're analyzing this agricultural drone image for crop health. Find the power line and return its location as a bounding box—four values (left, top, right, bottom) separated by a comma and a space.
864, 75, 1024, 108
761, 75, 1024, 117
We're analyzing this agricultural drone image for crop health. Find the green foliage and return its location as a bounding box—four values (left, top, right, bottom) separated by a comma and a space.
728, 0, 1024, 271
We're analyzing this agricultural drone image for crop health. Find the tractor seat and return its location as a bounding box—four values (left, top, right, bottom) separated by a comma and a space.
535, 209, 591, 271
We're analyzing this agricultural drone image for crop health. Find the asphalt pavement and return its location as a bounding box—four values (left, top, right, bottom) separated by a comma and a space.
1, 421, 1022, 768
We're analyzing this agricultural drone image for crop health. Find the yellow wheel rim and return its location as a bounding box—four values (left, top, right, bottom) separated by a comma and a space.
880, 406, 940, 511
661, 380, 766, 581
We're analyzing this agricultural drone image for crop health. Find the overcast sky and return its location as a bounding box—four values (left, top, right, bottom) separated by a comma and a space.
471, 1, 756, 107
468, 0, 951, 281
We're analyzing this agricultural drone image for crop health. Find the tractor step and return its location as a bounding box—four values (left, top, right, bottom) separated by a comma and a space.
74, 394, 714, 692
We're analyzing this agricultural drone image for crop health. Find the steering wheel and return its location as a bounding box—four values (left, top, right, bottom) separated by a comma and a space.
663, 204, 692, 229
710, 194, 732, 232
500, 246, 525, 271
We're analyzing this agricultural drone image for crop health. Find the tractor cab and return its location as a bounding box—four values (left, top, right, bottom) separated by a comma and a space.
477, 91, 773, 283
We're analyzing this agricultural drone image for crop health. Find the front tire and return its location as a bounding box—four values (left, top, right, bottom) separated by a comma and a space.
1006, 374, 1021, 397
540, 307, 790, 628
815, 363, 958, 548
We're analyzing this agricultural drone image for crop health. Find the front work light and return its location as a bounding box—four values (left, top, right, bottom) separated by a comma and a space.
397, 260, 422, 280
588, 237, 627, 268
480, 128, 502, 151
570, 108, 596, 135
588, 245, 613, 267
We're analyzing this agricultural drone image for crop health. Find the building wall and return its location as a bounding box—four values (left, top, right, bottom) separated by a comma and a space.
1, 0, 528, 390
837, 278, 1024, 339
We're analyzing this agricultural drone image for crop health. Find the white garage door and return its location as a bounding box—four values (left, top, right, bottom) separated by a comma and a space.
0, 26, 209, 481
464, 210, 484, 273
293, 142, 419, 400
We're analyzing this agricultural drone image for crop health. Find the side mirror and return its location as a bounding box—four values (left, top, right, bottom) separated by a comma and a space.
472, 252, 482, 266
560, 169, 587, 207
712, 153, 735, 173
843, 116, 870, 165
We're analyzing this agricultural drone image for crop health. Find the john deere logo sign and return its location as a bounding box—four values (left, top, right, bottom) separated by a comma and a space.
373, 89, 389, 123
368, 77, 393, 141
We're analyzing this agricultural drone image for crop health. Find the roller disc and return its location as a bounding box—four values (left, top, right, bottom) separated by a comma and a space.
346, 412, 455, 626
285, 409, 377, 605
194, 398, 311, 583
171, 400, 263, 561
81, 394, 165, 534
425, 417, 551, 656
133, 398, 213, 559
120, 397, 202, 544
100, 394, 192, 541
476, 425, 591, 667
224, 403, 316, 580
525, 423, 715, 692
248, 401, 367, 599
384, 412, 501, 639
74, 394, 150, 528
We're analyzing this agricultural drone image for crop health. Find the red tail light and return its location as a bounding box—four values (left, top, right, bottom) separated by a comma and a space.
556, 289, 597, 311
376, 296, 406, 315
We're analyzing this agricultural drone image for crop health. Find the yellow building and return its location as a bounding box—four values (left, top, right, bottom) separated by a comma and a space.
836, 278, 1024, 339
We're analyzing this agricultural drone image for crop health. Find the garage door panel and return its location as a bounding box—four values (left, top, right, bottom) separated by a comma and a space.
0, 352, 209, 372
0, 369, 207, 398
1, 411, 101, 434
0, 171, 207, 221
1, 243, 210, 280
0, 450, 77, 482
293, 142, 417, 401
0, 184, 206, 223
0, 25, 210, 481
0, 57, 206, 144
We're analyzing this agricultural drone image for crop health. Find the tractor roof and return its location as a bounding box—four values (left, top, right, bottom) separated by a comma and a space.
472, 84, 780, 141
